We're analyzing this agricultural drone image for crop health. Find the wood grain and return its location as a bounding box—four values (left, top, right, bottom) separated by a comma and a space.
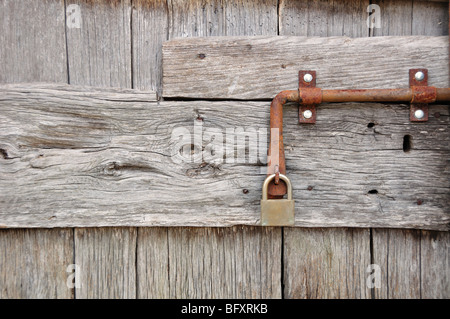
279, 0, 370, 37
283, 228, 371, 298
0, 0, 67, 83
136, 227, 170, 298
132, 0, 168, 94
0, 228, 73, 298
0, 83, 448, 230
167, 227, 281, 298
372, 0, 449, 36
372, 229, 421, 298
162, 36, 449, 99
65, 0, 132, 88
74, 227, 137, 298
420, 230, 450, 298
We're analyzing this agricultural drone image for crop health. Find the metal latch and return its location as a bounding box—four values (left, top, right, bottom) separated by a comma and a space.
261, 69, 450, 226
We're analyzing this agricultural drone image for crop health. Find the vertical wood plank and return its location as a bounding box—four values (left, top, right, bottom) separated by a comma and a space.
132, 0, 168, 93
279, 0, 370, 37
0, 0, 67, 83
372, 229, 421, 298
65, 0, 132, 87
372, 0, 413, 36
420, 231, 450, 298
0, 229, 74, 298
283, 228, 371, 299
0, 0, 72, 299
167, 227, 282, 298
412, 0, 449, 36
167, 0, 278, 38
136, 228, 169, 298
74, 228, 136, 299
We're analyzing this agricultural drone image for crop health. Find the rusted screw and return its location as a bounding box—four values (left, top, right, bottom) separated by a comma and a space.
303, 73, 313, 83
307, 186, 314, 191
414, 71, 425, 81
242, 189, 249, 194
303, 109, 313, 119
414, 109, 425, 119
417, 199, 423, 205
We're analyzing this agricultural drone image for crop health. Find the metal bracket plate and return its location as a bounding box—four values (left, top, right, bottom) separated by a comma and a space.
409, 68, 429, 122
299, 70, 317, 124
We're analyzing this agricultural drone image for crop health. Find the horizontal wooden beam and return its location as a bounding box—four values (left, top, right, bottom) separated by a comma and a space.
162, 36, 449, 99
0, 83, 448, 229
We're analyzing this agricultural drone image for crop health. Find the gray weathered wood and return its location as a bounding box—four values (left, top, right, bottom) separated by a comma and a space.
372, 229, 422, 298
162, 36, 449, 99
0, 228, 74, 298
167, 227, 281, 298
136, 227, 169, 298
372, 0, 449, 36
133, 0, 278, 94
279, 0, 370, 37
65, 0, 132, 88
284, 228, 371, 298
0, 0, 67, 83
420, 230, 450, 298
0, 83, 448, 230
74, 227, 137, 298
0, 0, 73, 300
132, 0, 168, 94
412, 0, 449, 36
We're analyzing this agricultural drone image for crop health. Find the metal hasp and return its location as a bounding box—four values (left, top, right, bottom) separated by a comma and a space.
261, 69, 450, 226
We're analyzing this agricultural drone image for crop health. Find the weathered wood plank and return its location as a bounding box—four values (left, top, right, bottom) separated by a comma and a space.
372, 229, 422, 298
162, 36, 448, 99
284, 228, 371, 298
0, 228, 74, 298
372, 0, 449, 36
132, 0, 168, 94
0, 0, 67, 83
136, 227, 169, 298
412, 0, 449, 36
420, 230, 450, 298
65, 0, 132, 87
279, 0, 369, 37
74, 227, 137, 298
167, 0, 278, 38
167, 227, 281, 298
0, 83, 448, 229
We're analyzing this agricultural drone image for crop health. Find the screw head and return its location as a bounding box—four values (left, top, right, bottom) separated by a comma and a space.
303, 73, 313, 83
303, 109, 313, 119
414, 71, 425, 82
414, 109, 425, 119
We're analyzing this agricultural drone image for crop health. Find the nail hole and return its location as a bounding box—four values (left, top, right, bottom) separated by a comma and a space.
242, 189, 249, 194
197, 53, 206, 59
367, 122, 375, 128
368, 189, 378, 194
403, 135, 412, 153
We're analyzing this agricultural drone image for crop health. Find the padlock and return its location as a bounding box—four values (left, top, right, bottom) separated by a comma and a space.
261, 174, 295, 226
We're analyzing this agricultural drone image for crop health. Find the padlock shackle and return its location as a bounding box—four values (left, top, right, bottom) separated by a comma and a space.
262, 174, 292, 201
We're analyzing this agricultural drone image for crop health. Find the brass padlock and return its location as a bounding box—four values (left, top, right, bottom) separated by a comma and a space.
261, 174, 295, 226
